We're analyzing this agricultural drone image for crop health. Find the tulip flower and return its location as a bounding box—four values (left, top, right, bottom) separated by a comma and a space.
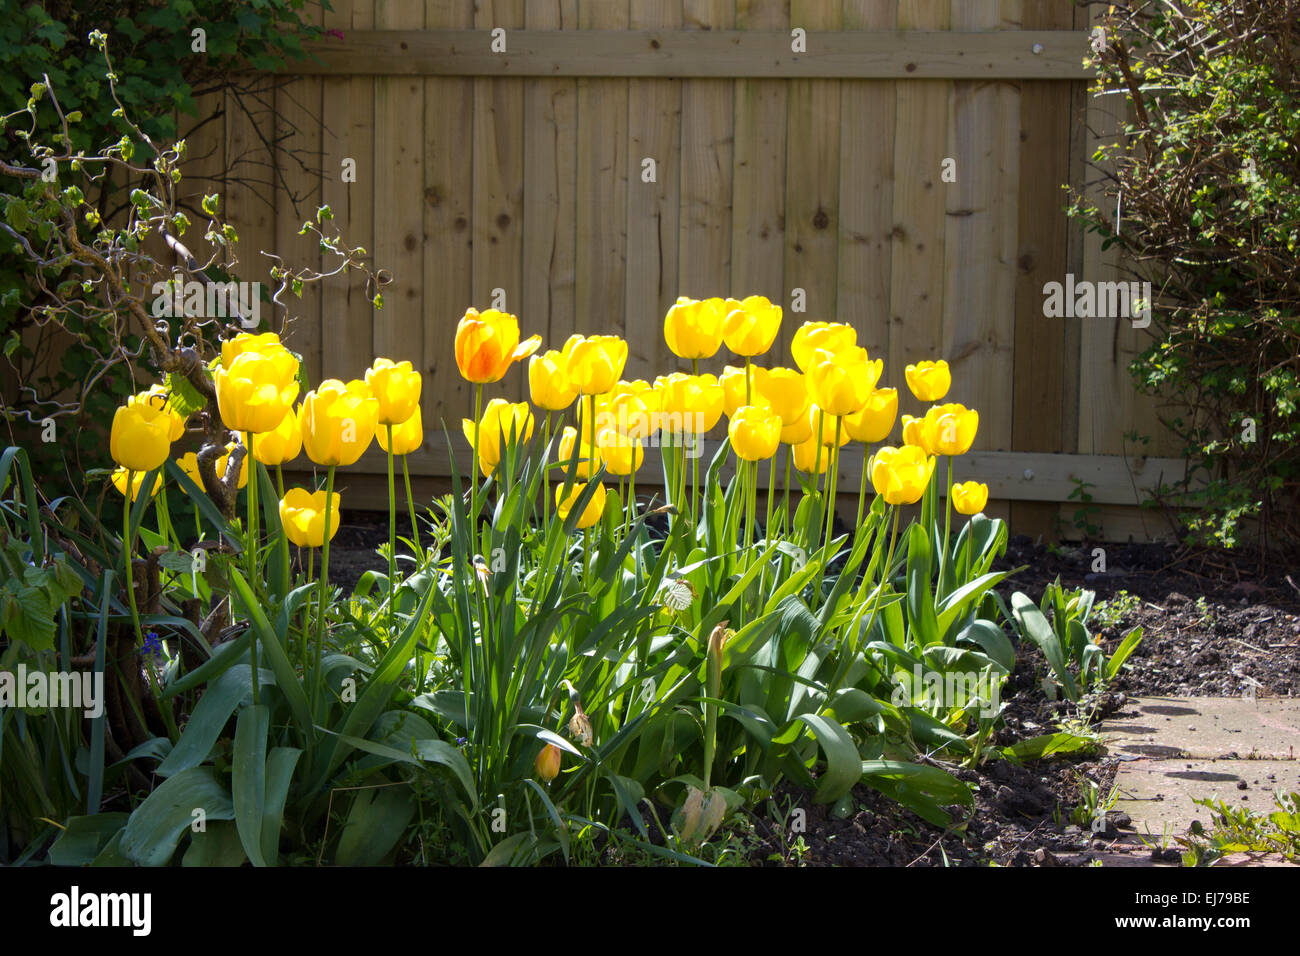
110, 400, 172, 473
870, 445, 936, 506
454, 308, 541, 384
562, 334, 628, 396
214, 350, 300, 435
663, 296, 726, 361
216, 442, 251, 489
528, 349, 579, 411
278, 487, 341, 548
901, 414, 933, 455
535, 743, 563, 783
462, 399, 535, 478
905, 360, 951, 402
951, 480, 989, 516
130, 385, 187, 441
805, 346, 882, 418
656, 372, 724, 435
597, 428, 643, 476
722, 295, 781, 357
557, 424, 602, 479
596, 383, 651, 440
378, 406, 422, 456
729, 404, 781, 462
720, 365, 755, 418
176, 447, 247, 491
791, 435, 832, 475
253, 405, 302, 467
808, 403, 851, 448
556, 480, 606, 530
791, 322, 857, 372
844, 387, 899, 444
365, 358, 423, 426
924, 403, 979, 457
301, 379, 379, 467
111, 467, 162, 501
220, 331, 290, 370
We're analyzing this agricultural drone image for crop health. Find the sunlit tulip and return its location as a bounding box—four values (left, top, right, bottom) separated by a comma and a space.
563, 334, 628, 396
111, 467, 162, 501
529, 349, 579, 411
110, 401, 172, 472
870, 445, 936, 506
597, 384, 651, 442
791, 436, 831, 475
844, 387, 898, 444
808, 403, 851, 448
536, 743, 562, 782
597, 428, 644, 476
300, 379, 379, 467
455, 308, 541, 384
130, 385, 187, 441
557, 425, 602, 479
722, 295, 781, 357
278, 487, 341, 548
176, 447, 247, 491
220, 331, 289, 370
791, 322, 857, 372
905, 360, 951, 402
728, 404, 782, 461
253, 405, 302, 466
663, 296, 726, 360
901, 414, 933, 455
214, 350, 299, 434
720, 365, 758, 418
805, 346, 881, 418
378, 406, 423, 456
656, 373, 724, 435
919, 403, 979, 456
756, 367, 809, 428
462, 399, 534, 477
951, 480, 989, 516
556, 481, 606, 529
365, 358, 422, 426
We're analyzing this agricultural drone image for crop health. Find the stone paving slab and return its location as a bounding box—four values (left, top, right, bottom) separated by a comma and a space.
1110, 758, 1300, 838
1102, 696, 1300, 760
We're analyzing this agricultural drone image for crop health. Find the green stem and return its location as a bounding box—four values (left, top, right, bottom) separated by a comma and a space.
386, 424, 397, 629
941, 454, 953, 593
244, 433, 259, 706
402, 454, 420, 560
811, 409, 825, 549
471, 384, 483, 556
781, 445, 792, 540
276, 464, 290, 589
856, 447, 870, 529
312, 465, 336, 715
823, 417, 843, 558
122, 472, 144, 647
691, 358, 700, 526
543, 411, 553, 528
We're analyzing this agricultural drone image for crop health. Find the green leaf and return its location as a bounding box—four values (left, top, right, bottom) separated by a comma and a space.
232, 703, 270, 867
860, 760, 972, 828
791, 713, 862, 804
47, 813, 129, 866
335, 784, 413, 865
120, 767, 235, 866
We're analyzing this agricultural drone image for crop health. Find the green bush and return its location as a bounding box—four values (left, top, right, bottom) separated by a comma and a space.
1070, 1, 1300, 548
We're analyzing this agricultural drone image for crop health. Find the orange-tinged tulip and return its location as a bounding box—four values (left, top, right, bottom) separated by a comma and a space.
556, 481, 606, 529
663, 296, 726, 360
870, 445, 936, 506
529, 349, 579, 411
455, 308, 541, 384
728, 404, 782, 461
791, 322, 857, 372
805, 346, 881, 418
557, 424, 602, 479
462, 399, 534, 477
597, 427, 643, 476
378, 406, 423, 456
130, 385, 187, 441
365, 358, 422, 426
722, 295, 781, 357
300, 379, 379, 467
905, 360, 951, 402
253, 405, 302, 467
111, 467, 162, 501
110, 401, 172, 472
563, 334, 628, 396
791, 435, 831, 475
536, 743, 562, 782
951, 480, 989, 515
844, 387, 898, 444
278, 487, 341, 548
214, 349, 299, 434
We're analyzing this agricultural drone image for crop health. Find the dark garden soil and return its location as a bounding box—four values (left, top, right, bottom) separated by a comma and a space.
328, 511, 1300, 866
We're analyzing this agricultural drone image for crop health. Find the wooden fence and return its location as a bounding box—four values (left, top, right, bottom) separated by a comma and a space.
179, 0, 1185, 541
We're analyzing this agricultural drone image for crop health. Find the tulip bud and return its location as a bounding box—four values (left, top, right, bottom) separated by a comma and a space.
535, 743, 562, 782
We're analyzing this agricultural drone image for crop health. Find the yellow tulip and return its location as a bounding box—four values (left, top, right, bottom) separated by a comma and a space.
378, 406, 423, 456
130, 385, 187, 441
528, 349, 579, 411
597, 427, 643, 476
300, 379, 379, 467
597, 384, 651, 442
921, 403, 979, 456
804, 346, 881, 418
728, 404, 782, 461
719, 365, 758, 419
870, 445, 936, 506
536, 743, 562, 782
220, 331, 289, 371
755, 367, 809, 427
808, 403, 851, 448
462, 399, 534, 477
791, 322, 857, 372
365, 358, 423, 426
111, 467, 162, 501
278, 487, 341, 548
663, 296, 726, 360
454, 308, 541, 384
656, 373, 724, 435
791, 436, 831, 475
110, 401, 172, 473
563, 334, 628, 396
722, 295, 782, 357
780, 416, 813, 445
556, 481, 606, 529
176, 447, 247, 491
214, 350, 299, 434
951, 480, 989, 516
844, 387, 898, 444
905, 360, 951, 402
901, 414, 933, 455
253, 405, 302, 467
557, 425, 602, 479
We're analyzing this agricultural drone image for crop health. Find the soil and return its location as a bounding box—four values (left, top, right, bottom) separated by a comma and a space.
328, 511, 1300, 866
